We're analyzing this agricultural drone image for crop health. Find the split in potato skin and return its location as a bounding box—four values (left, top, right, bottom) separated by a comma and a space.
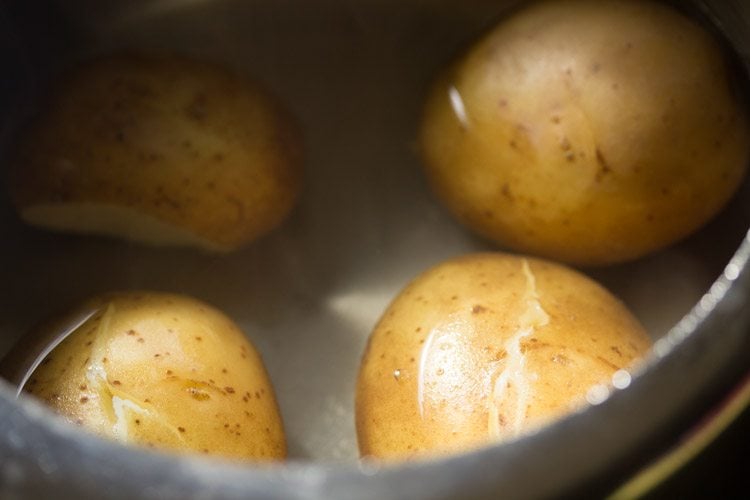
7, 291, 287, 461
356, 252, 651, 461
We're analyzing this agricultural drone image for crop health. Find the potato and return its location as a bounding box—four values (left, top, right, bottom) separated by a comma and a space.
8, 52, 302, 252
419, 0, 750, 266
356, 253, 651, 460
9, 292, 286, 461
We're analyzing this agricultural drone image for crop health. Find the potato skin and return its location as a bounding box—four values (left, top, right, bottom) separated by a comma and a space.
9, 52, 302, 251
419, 0, 750, 266
356, 253, 651, 460
20, 292, 286, 461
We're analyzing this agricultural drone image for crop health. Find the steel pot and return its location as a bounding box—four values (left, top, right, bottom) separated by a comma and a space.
1, 1, 749, 498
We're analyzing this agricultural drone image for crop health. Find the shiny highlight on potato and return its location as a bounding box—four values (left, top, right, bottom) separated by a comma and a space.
356, 253, 651, 460
9, 291, 286, 461
419, 0, 750, 265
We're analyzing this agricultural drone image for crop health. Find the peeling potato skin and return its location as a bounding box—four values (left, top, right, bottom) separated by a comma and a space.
419, 0, 750, 266
16, 291, 286, 461
8, 52, 303, 251
355, 253, 651, 461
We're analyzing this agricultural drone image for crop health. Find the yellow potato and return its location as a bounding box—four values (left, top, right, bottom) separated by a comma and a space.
419, 0, 750, 266
356, 253, 651, 460
12, 292, 286, 461
8, 52, 302, 252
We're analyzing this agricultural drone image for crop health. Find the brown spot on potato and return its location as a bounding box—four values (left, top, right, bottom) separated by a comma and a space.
186, 92, 208, 121
551, 354, 572, 366
501, 183, 514, 200
595, 149, 612, 181
596, 356, 620, 371
472, 305, 488, 314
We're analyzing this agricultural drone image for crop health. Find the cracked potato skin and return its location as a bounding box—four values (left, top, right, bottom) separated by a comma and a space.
356, 253, 651, 461
9, 53, 302, 251
419, 0, 750, 266
19, 292, 286, 461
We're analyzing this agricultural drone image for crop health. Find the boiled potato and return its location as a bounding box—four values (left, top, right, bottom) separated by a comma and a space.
8, 52, 302, 252
356, 253, 651, 460
419, 0, 750, 266
10, 292, 286, 461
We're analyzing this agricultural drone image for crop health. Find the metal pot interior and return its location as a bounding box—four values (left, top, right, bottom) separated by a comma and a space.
1, 0, 749, 498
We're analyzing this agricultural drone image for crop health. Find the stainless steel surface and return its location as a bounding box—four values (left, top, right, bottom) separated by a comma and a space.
0, 0, 749, 498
